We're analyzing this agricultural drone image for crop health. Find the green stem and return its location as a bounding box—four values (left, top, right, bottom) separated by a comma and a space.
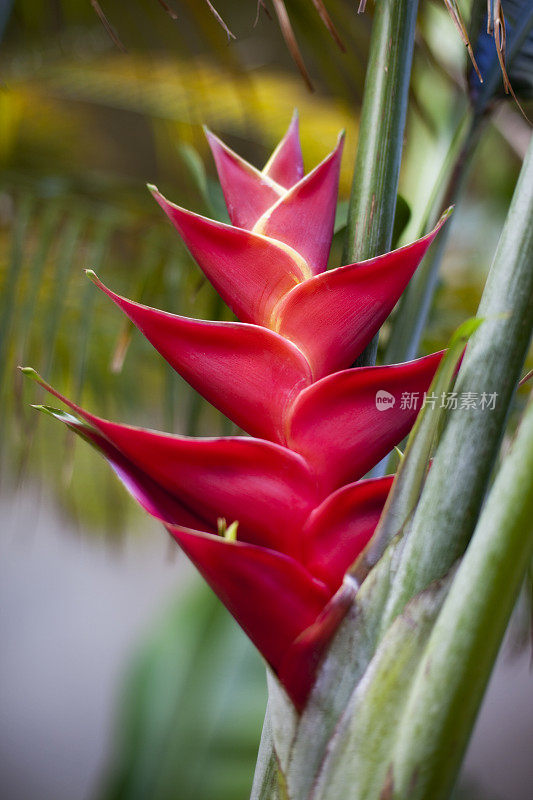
382, 131, 533, 631
389, 392, 533, 800
250, 708, 282, 800
384, 111, 485, 364
343, 0, 419, 367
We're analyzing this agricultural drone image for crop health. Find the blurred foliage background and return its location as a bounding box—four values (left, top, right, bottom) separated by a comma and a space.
1, 1, 531, 799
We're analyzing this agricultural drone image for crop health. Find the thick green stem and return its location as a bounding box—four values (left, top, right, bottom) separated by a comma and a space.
343, 0, 419, 367
389, 393, 533, 800
382, 132, 533, 631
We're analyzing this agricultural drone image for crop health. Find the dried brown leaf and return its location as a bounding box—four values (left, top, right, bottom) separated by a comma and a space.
156, 0, 178, 20
271, 0, 315, 91
443, 0, 483, 83
492, 0, 530, 121
519, 369, 533, 388
90, 0, 127, 52
254, 0, 272, 26
204, 0, 236, 40
310, 0, 345, 51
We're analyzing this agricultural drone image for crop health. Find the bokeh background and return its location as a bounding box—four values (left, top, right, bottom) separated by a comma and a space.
1, 2, 532, 799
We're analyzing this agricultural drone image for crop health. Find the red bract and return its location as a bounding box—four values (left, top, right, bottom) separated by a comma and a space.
27, 115, 448, 710
88, 215, 448, 442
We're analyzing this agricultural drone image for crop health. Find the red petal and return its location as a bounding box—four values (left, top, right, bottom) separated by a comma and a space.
288, 352, 445, 491
302, 476, 393, 591
150, 187, 310, 324
262, 110, 304, 189
100, 432, 318, 556
254, 134, 344, 275
31, 374, 318, 556
57, 414, 212, 530
168, 526, 330, 673
278, 579, 356, 710
204, 128, 284, 230
273, 217, 448, 378
91, 274, 313, 443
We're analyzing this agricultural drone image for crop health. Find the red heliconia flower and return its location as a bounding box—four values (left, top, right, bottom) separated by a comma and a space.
27, 114, 448, 710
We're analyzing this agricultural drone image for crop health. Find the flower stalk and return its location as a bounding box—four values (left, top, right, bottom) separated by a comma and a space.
382, 129, 533, 631
343, 0, 420, 366
384, 111, 486, 364
388, 390, 533, 799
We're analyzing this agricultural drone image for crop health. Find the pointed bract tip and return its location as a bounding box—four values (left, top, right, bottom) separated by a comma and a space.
30, 404, 64, 422
146, 183, 159, 196
333, 130, 346, 154
203, 127, 223, 151
282, 109, 300, 141
31, 404, 78, 425
448, 316, 484, 348
418, 207, 453, 246
85, 269, 100, 285
394, 446, 405, 464
85, 269, 106, 293
430, 207, 454, 237
19, 366, 41, 381
30, 403, 53, 416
